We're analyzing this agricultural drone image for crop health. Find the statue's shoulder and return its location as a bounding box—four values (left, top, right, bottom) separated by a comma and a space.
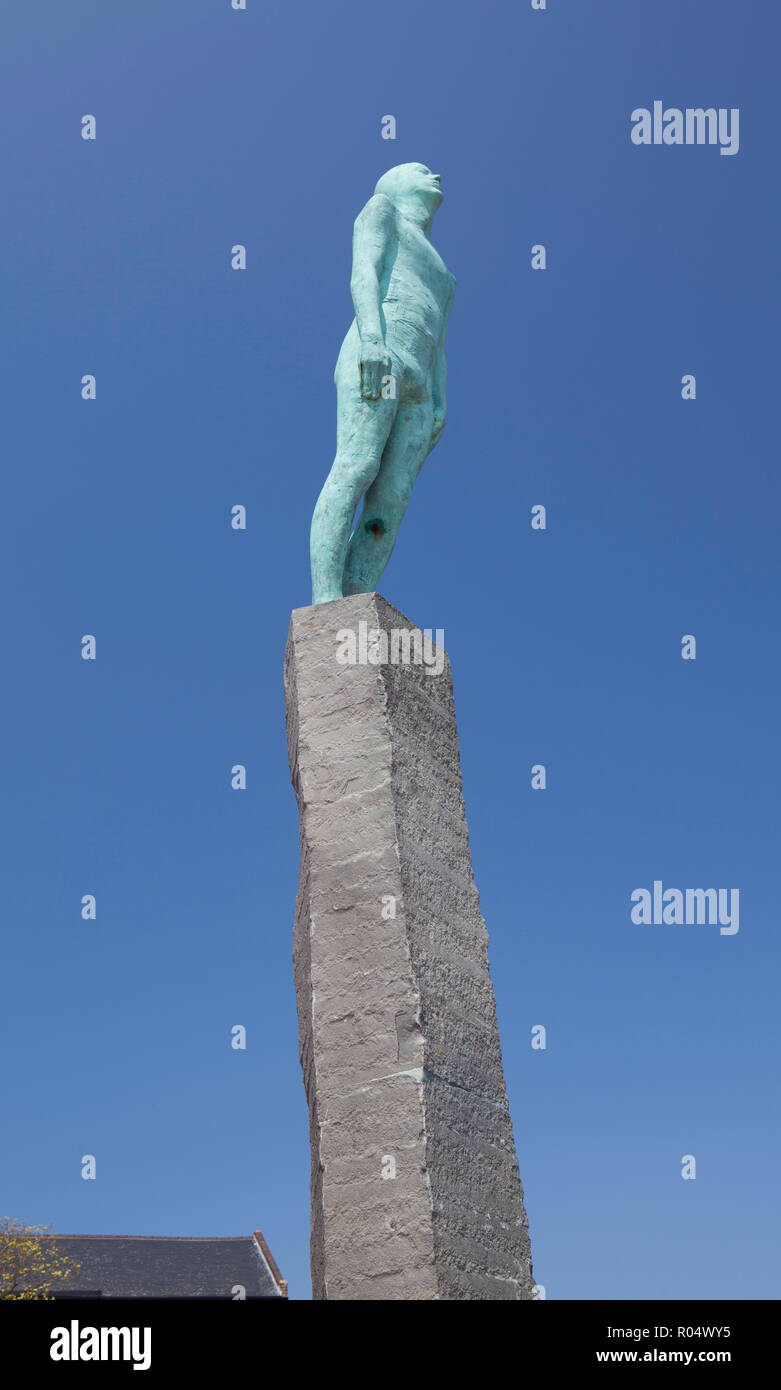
354, 192, 397, 231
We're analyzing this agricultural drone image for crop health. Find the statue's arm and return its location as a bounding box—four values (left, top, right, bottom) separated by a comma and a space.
431, 278, 455, 446
350, 194, 394, 401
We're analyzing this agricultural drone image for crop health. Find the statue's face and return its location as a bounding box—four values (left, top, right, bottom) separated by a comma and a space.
404, 163, 443, 208
376, 163, 443, 213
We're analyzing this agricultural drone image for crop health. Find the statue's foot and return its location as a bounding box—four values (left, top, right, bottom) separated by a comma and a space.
311, 586, 345, 606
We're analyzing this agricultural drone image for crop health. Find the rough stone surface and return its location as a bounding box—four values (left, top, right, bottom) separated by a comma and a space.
285, 592, 534, 1300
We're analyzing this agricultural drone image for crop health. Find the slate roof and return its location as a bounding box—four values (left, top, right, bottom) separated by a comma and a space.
40, 1231, 286, 1299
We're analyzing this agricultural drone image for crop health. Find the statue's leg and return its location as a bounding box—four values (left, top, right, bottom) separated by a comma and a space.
342, 399, 434, 596
310, 365, 398, 604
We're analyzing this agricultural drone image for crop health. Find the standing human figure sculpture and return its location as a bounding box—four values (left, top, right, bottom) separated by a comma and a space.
310, 163, 455, 605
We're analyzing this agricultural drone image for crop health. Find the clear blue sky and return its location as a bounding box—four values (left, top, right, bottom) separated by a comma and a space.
2, 0, 778, 1300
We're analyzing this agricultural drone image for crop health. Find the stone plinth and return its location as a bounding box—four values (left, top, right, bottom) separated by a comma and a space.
284, 592, 534, 1300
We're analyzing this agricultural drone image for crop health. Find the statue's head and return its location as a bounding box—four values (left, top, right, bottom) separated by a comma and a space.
375, 163, 443, 219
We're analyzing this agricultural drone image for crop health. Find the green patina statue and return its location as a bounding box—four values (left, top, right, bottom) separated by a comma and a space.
310, 163, 456, 604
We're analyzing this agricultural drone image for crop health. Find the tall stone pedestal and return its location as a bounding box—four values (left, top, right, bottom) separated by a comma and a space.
284, 592, 533, 1300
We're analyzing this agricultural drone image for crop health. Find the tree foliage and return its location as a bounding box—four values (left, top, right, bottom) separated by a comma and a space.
0, 1218, 80, 1300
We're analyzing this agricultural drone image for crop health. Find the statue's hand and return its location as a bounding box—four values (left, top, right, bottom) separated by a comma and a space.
430, 407, 446, 447
359, 338, 392, 401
